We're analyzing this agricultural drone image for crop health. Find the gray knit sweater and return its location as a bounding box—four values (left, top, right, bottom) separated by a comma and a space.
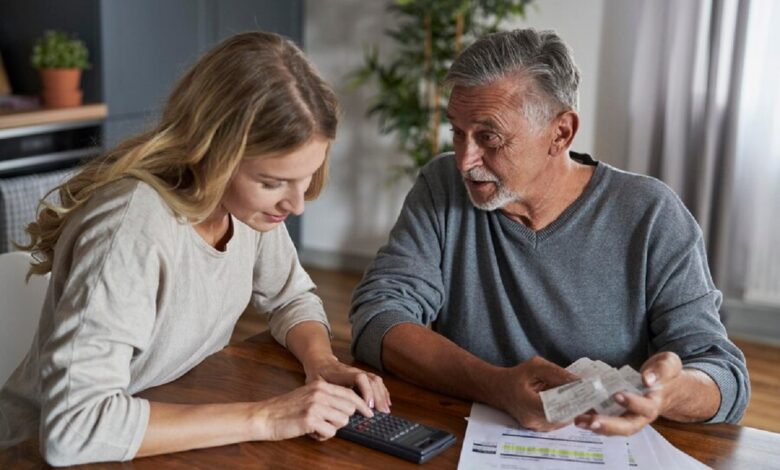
350, 152, 749, 424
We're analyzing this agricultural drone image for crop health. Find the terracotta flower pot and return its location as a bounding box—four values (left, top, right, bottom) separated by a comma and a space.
39, 68, 83, 108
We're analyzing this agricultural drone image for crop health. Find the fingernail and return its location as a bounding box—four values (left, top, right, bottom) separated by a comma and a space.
614, 393, 625, 404
644, 372, 657, 386
368, 399, 374, 409
590, 421, 601, 430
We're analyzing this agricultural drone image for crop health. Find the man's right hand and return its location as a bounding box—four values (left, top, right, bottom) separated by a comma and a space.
381, 324, 578, 431
486, 356, 578, 431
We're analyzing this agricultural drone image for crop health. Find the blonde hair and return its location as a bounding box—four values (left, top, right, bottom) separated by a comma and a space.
20, 31, 338, 277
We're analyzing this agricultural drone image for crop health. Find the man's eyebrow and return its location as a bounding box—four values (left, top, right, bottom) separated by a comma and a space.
445, 114, 501, 130
473, 118, 501, 129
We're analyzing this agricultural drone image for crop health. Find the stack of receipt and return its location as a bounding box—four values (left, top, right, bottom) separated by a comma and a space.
540, 358, 655, 423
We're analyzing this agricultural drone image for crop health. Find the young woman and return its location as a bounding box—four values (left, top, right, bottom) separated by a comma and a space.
0, 31, 390, 466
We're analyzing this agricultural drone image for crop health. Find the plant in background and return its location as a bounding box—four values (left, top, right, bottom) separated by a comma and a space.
349, 0, 534, 179
31, 30, 90, 70
30, 30, 90, 108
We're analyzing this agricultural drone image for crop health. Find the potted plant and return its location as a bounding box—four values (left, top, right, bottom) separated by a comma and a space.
30, 30, 90, 108
350, 0, 534, 179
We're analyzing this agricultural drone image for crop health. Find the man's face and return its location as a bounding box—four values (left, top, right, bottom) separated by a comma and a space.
447, 78, 553, 211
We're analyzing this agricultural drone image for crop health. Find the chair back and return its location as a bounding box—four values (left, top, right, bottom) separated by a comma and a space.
0, 251, 49, 384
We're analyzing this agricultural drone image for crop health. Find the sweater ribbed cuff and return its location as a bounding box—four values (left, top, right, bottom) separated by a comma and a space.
683, 362, 740, 423
352, 311, 419, 371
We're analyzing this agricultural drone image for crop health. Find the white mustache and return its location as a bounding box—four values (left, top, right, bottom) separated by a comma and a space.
464, 167, 499, 183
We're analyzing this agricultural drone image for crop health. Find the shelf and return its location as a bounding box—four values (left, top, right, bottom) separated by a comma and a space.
0, 103, 108, 132
0, 146, 102, 175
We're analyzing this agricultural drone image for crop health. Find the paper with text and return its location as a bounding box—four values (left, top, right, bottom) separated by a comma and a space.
458, 403, 626, 469
458, 403, 712, 469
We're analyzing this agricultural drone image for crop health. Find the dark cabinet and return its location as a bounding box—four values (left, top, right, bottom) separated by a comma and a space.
0, 0, 304, 246
97, 0, 303, 146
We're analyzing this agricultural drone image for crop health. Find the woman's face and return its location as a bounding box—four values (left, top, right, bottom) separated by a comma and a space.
221, 136, 329, 232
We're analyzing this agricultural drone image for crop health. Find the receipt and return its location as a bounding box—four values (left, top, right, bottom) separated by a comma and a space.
618, 365, 655, 394
540, 377, 610, 423
593, 369, 633, 416
541, 358, 657, 423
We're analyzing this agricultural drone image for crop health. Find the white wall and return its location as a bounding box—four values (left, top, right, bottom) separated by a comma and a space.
302, 0, 606, 267
302, 1, 412, 267
593, 0, 643, 169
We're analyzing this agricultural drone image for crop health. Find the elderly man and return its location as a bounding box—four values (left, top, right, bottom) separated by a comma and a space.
349, 28, 749, 436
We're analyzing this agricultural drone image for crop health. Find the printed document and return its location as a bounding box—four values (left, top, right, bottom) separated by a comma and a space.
458, 403, 712, 469
458, 403, 626, 469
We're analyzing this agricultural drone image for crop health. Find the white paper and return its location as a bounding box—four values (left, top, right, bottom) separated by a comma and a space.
643, 426, 713, 469
459, 403, 711, 470
626, 429, 662, 468
458, 403, 627, 469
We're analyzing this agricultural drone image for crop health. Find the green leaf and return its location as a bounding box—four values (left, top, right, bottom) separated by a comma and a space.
30, 30, 90, 69
348, 0, 533, 181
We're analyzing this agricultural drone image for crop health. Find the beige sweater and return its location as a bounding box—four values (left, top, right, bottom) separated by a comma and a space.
0, 179, 329, 465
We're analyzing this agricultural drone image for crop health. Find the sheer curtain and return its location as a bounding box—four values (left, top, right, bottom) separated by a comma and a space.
626, 0, 780, 310
731, 0, 780, 305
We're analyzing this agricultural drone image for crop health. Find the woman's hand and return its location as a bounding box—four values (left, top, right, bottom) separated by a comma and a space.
304, 355, 392, 413
252, 379, 373, 441
285, 321, 392, 413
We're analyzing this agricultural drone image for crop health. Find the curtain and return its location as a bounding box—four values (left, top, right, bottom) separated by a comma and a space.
626, 0, 780, 305
732, 0, 780, 304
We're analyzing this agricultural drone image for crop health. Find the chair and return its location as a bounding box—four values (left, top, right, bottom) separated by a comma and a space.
0, 168, 73, 254
0, 251, 49, 385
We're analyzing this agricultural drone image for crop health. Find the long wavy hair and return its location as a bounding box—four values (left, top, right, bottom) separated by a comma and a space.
20, 31, 338, 277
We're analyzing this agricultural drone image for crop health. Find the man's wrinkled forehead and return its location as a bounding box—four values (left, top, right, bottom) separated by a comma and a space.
446, 77, 531, 125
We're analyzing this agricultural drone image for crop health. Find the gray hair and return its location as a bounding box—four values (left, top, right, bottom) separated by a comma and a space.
445, 28, 581, 126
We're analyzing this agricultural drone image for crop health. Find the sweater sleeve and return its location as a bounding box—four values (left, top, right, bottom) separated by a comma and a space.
349, 171, 446, 370
38, 190, 157, 466
251, 223, 330, 347
645, 192, 750, 424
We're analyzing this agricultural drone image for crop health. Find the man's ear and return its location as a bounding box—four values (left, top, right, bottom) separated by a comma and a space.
548, 110, 579, 157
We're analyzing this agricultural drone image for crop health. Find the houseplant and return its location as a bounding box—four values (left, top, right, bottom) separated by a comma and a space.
30, 30, 90, 108
350, 0, 534, 179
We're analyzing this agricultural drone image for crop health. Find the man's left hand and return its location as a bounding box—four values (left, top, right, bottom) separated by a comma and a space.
573, 351, 682, 436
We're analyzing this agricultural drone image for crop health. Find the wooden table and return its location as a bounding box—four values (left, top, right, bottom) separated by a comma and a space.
2, 331, 779, 469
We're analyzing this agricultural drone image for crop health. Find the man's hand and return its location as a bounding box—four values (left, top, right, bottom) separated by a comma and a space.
573, 351, 683, 435
488, 356, 579, 431
382, 324, 578, 431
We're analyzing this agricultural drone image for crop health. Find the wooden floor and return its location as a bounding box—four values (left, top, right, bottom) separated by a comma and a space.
232, 267, 780, 434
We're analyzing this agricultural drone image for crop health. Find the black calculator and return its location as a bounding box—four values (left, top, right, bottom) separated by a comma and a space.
336, 411, 457, 464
